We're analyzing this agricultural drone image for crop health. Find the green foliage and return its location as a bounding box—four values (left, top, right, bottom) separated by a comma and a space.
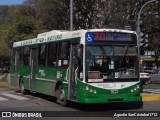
0, 0, 160, 63
0, 74, 7, 82
2, 15, 47, 47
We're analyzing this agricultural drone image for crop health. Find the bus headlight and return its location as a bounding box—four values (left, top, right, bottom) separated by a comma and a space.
137, 85, 139, 89
130, 89, 133, 92
85, 86, 89, 90
93, 90, 97, 94
134, 88, 137, 91
90, 89, 93, 92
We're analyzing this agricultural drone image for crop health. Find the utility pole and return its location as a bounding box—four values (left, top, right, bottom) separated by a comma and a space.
70, 0, 73, 31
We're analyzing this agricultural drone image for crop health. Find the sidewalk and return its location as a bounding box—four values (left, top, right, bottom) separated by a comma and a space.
0, 81, 18, 91
0, 74, 18, 91
141, 92, 160, 102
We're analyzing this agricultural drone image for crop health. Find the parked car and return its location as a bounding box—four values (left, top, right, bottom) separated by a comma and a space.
149, 69, 160, 83
140, 72, 150, 85
0, 63, 10, 74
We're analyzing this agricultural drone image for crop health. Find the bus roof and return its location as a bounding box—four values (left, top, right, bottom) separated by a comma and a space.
13, 29, 137, 47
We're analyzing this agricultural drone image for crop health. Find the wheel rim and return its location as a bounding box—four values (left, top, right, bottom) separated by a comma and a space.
21, 83, 24, 93
56, 85, 66, 105
60, 89, 64, 101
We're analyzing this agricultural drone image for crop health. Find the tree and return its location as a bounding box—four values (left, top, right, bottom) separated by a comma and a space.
3, 15, 47, 47
25, 0, 102, 30
139, 1, 160, 68
0, 24, 11, 61
73, 0, 102, 30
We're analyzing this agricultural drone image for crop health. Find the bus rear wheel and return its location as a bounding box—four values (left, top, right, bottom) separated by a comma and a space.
20, 82, 26, 95
55, 85, 67, 106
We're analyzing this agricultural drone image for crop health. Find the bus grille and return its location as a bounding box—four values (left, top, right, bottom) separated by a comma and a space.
107, 98, 124, 102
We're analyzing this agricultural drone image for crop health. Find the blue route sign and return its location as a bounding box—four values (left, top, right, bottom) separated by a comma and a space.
86, 32, 94, 43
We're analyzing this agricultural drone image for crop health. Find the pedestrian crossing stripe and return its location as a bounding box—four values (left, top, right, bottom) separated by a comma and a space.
0, 97, 8, 101
143, 89, 160, 91
0, 93, 29, 100
143, 89, 160, 93
0, 91, 29, 101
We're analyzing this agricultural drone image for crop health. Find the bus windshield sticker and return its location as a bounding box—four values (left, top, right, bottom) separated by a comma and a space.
86, 33, 94, 43
115, 72, 118, 78
109, 64, 114, 69
63, 60, 68, 66
88, 71, 100, 79
58, 60, 61, 66
80, 72, 83, 79
88, 79, 103, 82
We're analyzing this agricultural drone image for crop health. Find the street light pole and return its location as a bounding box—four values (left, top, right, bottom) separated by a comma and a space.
137, 0, 158, 74
70, 0, 73, 31
137, 0, 157, 44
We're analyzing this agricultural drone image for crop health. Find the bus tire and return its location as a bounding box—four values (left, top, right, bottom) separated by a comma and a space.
20, 81, 26, 95
55, 85, 67, 106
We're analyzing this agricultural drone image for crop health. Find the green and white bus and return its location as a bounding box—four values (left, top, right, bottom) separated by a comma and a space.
10, 29, 143, 107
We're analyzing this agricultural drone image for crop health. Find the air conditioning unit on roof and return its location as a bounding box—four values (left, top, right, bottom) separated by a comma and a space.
37, 30, 68, 38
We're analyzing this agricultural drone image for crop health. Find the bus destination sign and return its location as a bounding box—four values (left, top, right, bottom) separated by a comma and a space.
86, 32, 133, 42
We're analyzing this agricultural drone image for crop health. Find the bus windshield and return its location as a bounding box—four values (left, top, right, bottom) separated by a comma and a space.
86, 45, 138, 82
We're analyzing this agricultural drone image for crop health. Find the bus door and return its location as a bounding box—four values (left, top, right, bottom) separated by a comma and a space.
68, 43, 79, 100
14, 50, 20, 85
30, 47, 37, 90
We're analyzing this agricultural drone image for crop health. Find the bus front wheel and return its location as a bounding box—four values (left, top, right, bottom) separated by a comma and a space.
55, 85, 67, 106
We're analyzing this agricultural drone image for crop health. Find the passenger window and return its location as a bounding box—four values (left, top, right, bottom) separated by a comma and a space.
58, 42, 70, 67
23, 47, 30, 66
47, 43, 57, 67
38, 44, 47, 66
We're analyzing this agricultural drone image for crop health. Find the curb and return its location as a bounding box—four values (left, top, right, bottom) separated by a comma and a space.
142, 96, 160, 102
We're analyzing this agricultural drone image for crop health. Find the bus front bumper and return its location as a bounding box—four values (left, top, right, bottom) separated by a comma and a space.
77, 96, 142, 104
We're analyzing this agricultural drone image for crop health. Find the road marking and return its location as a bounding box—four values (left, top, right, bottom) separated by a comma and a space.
143, 89, 160, 93
0, 97, 8, 101
143, 96, 160, 102
0, 93, 29, 100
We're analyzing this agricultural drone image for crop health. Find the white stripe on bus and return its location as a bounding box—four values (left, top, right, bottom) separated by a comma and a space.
23, 76, 29, 78
63, 81, 68, 84
36, 78, 57, 83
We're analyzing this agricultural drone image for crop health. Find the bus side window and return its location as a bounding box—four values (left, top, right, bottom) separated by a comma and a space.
23, 47, 30, 66
47, 43, 57, 67
19, 47, 24, 66
38, 44, 47, 67
58, 42, 70, 67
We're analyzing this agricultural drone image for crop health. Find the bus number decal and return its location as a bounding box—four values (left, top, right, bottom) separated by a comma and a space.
94, 32, 99, 40
39, 70, 45, 76
99, 33, 106, 40
94, 32, 106, 40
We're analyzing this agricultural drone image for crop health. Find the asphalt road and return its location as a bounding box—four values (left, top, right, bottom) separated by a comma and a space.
0, 90, 159, 111
143, 83, 160, 93
0, 83, 160, 118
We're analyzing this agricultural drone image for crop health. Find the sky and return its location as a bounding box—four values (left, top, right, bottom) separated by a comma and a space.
0, 0, 24, 5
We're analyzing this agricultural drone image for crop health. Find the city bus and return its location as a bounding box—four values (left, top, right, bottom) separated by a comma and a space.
10, 29, 143, 107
